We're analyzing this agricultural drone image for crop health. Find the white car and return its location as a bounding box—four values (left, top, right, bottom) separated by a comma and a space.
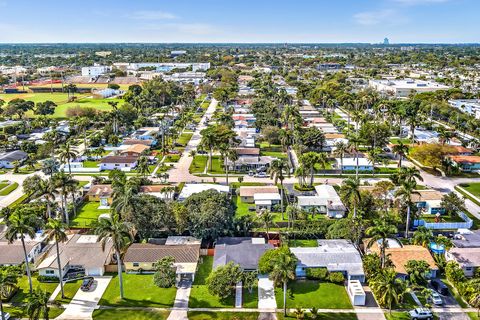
254, 172, 268, 178
408, 308, 433, 320
0, 312, 10, 320
428, 290, 443, 305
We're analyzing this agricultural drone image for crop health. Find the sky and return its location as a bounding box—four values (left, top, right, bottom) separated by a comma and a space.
0, 0, 478, 43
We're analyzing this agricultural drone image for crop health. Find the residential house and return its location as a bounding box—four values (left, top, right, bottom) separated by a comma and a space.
335, 157, 373, 172
226, 155, 276, 172
86, 184, 113, 207
253, 193, 282, 211
213, 237, 273, 271
446, 248, 480, 277
239, 186, 279, 203
133, 127, 159, 141
449, 155, 480, 172
0, 150, 28, 169
100, 156, 138, 171
122, 139, 154, 147
0, 231, 45, 266
120, 144, 150, 157
37, 234, 113, 278
452, 229, 480, 248
178, 183, 229, 201
411, 190, 445, 215
291, 239, 365, 282
235, 148, 260, 157
296, 184, 346, 218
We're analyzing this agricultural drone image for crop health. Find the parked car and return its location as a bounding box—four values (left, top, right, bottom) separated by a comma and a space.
408, 308, 433, 320
430, 279, 449, 296
254, 172, 268, 178
428, 289, 443, 305
81, 277, 94, 291
0, 312, 10, 320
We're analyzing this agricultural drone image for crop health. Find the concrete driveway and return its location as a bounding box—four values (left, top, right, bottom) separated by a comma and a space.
56, 276, 111, 320
258, 275, 276, 310
167, 280, 192, 320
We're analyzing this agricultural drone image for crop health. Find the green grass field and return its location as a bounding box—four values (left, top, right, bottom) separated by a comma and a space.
188, 312, 259, 320
177, 132, 193, 146
275, 280, 352, 309
10, 275, 58, 304
3, 306, 65, 319
93, 309, 170, 320
0, 182, 18, 195
287, 239, 319, 247
55, 279, 82, 304
71, 201, 109, 228
99, 273, 176, 307
460, 182, 480, 198
189, 155, 223, 174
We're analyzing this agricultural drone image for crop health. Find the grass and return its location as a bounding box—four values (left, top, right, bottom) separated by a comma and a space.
287, 239, 318, 247
420, 214, 465, 223
384, 312, 439, 320
261, 151, 287, 159
10, 275, 59, 304
188, 312, 259, 320
189, 155, 223, 174
275, 280, 352, 309
454, 185, 480, 229
468, 313, 480, 320
163, 154, 181, 163
177, 132, 193, 146
234, 195, 255, 217
99, 273, 176, 307
54, 279, 82, 304
0, 181, 9, 189
93, 309, 170, 320
83, 160, 99, 168
459, 182, 480, 198
0, 182, 18, 195
189, 256, 247, 308
8, 193, 29, 208
71, 201, 109, 228
3, 306, 65, 319
277, 313, 358, 319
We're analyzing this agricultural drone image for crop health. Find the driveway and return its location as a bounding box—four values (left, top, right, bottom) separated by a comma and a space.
257, 275, 276, 310
167, 280, 192, 320
56, 276, 111, 320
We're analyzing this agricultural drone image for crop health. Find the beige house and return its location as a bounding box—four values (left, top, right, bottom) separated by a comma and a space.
238, 186, 279, 203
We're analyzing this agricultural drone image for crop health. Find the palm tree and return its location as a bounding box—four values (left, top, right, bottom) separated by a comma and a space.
369, 268, 406, 312
398, 167, 423, 185
333, 141, 348, 176
259, 209, 274, 241
392, 142, 409, 168
396, 180, 420, 239
5, 211, 38, 293
366, 219, 399, 268
270, 247, 297, 316
347, 133, 363, 178
53, 172, 78, 225
294, 165, 307, 187
26, 287, 51, 320
77, 117, 90, 148
412, 226, 433, 247
341, 177, 361, 218
44, 218, 68, 298
189, 150, 197, 158
95, 213, 133, 300
300, 152, 320, 187
136, 156, 150, 177
112, 182, 139, 221
268, 159, 289, 215
219, 144, 237, 185
0, 269, 18, 320
469, 292, 480, 317
58, 141, 78, 177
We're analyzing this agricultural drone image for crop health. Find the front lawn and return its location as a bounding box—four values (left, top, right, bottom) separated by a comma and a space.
0, 182, 18, 196
177, 132, 193, 146
287, 239, 318, 247
460, 182, 480, 198
189, 155, 223, 174
99, 273, 176, 307
275, 280, 352, 309
55, 279, 82, 304
93, 309, 170, 320
3, 306, 65, 319
277, 313, 358, 320
384, 312, 438, 320
10, 276, 58, 304
71, 201, 109, 228
163, 154, 181, 163
83, 160, 99, 168
188, 312, 259, 320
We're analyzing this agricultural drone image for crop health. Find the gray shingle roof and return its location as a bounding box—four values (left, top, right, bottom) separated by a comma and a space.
213, 237, 273, 270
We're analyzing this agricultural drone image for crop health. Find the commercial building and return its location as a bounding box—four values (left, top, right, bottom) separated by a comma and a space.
369, 79, 449, 98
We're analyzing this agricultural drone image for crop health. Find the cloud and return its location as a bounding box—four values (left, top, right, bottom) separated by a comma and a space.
392, 0, 450, 5
354, 9, 400, 26
129, 10, 177, 20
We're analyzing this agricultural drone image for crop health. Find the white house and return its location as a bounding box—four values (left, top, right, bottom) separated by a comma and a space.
99, 156, 138, 171
0, 231, 45, 266
253, 193, 282, 211
335, 157, 373, 172
297, 184, 347, 218
0, 150, 28, 168
446, 248, 480, 277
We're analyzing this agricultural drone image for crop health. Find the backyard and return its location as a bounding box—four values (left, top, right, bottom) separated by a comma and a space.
71, 201, 109, 228
98, 273, 176, 307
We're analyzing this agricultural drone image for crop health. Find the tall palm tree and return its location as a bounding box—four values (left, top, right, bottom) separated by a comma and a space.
112, 181, 139, 221
396, 180, 420, 239
0, 269, 18, 320
366, 219, 399, 268
316, 152, 328, 176
95, 214, 133, 300
44, 218, 68, 298
5, 211, 38, 293
392, 142, 409, 168
341, 177, 361, 218
412, 226, 433, 247
269, 247, 297, 316
136, 156, 150, 177
294, 165, 307, 188
300, 152, 320, 187
398, 167, 423, 185
259, 209, 274, 241
369, 268, 406, 312
58, 142, 78, 177
53, 172, 78, 225
268, 159, 289, 215
347, 133, 363, 178
26, 288, 51, 320
333, 141, 348, 176
77, 117, 90, 148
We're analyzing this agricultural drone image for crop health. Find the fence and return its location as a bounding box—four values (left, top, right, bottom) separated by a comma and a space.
414, 212, 473, 230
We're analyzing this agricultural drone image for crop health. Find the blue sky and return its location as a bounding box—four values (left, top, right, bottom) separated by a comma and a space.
0, 0, 478, 43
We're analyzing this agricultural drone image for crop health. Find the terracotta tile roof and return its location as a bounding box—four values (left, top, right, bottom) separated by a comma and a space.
410, 190, 444, 202
87, 184, 113, 197
450, 155, 480, 164
370, 244, 437, 275
235, 148, 260, 156
449, 146, 473, 154
140, 185, 168, 193
120, 144, 150, 154
239, 186, 279, 198
100, 156, 138, 164
122, 139, 153, 146
124, 243, 200, 263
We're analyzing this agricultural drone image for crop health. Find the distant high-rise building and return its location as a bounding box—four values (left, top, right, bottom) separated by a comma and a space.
383, 37, 390, 45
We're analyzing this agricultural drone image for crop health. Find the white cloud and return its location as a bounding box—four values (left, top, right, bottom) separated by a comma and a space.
393, 0, 450, 5
129, 10, 177, 20
354, 9, 399, 26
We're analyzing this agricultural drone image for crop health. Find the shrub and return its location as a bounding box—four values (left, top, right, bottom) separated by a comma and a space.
37, 275, 59, 283
328, 272, 345, 284
306, 268, 328, 280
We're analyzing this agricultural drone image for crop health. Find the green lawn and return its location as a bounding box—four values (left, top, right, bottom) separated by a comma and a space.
93, 309, 170, 320
55, 279, 82, 304
275, 280, 352, 309
261, 151, 287, 159
164, 154, 181, 163
189, 256, 255, 308
0, 182, 18, 195
234, 195, 255, 217
460, 182, 480, 198
384, 312, 438, 320
188, 312, 259, 320
0, 181, 9, 189
3, 306, 65, 319
177, 132, 193, 146
99, 273, 176, 307
83, 160, 99, 168
468, 313, 480, 320
189, 155, 223, 174
71, 201, 109, 228
421, 214, 465, 223
10, 276, 59, 304
277, 313, 358, 320
287, 239, 319, 247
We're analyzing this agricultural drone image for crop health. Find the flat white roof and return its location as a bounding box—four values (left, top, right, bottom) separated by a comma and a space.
254, 193, 282, 201
337, 158, 372, 167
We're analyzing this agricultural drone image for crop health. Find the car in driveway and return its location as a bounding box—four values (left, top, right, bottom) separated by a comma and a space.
81, 277, 94, 291
408, 308, 433, 320
428, 289, 443, 305
430, 279, 449, 296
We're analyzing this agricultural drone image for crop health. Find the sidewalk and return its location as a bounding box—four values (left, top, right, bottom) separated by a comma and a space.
167, 281, 192, 320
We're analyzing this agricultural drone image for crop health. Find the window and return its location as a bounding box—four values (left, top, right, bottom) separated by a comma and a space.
45, 270, 54, 275
115, 164, 119, 167
133, 263, 139, 267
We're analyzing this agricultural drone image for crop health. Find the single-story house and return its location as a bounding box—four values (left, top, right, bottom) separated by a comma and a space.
37, 234, 113, 278
133, 127, 159, 141
0, 150, 28, 168
335, 157, 373, 172
87, 184, 113, 207
122, 139, 154, 146
0, 232, 44, 266
452, 229, 480, 248
411, 190, 445, 215
449, 155, 480, 172
446, 247, 480, 277
239, 186, 279, 203
124, 243, 201, 282
296, 184, 346, 218
226, 156, 276, 172
100, 156, 138, 171
253, 193, 282, 211
213, 237, 273, 271
120, 144, 150, 156
235, 148, 260, 157
449, 146, 474, 156
178, 183, 229, 201
291, 239, 365, 282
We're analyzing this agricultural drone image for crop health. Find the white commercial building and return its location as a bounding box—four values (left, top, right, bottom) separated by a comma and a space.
369, 79, 449, 98
449, 99, 480, 119
81, 65, 111, 77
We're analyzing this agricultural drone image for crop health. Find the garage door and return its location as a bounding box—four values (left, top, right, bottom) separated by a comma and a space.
86, 267, 103, 276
